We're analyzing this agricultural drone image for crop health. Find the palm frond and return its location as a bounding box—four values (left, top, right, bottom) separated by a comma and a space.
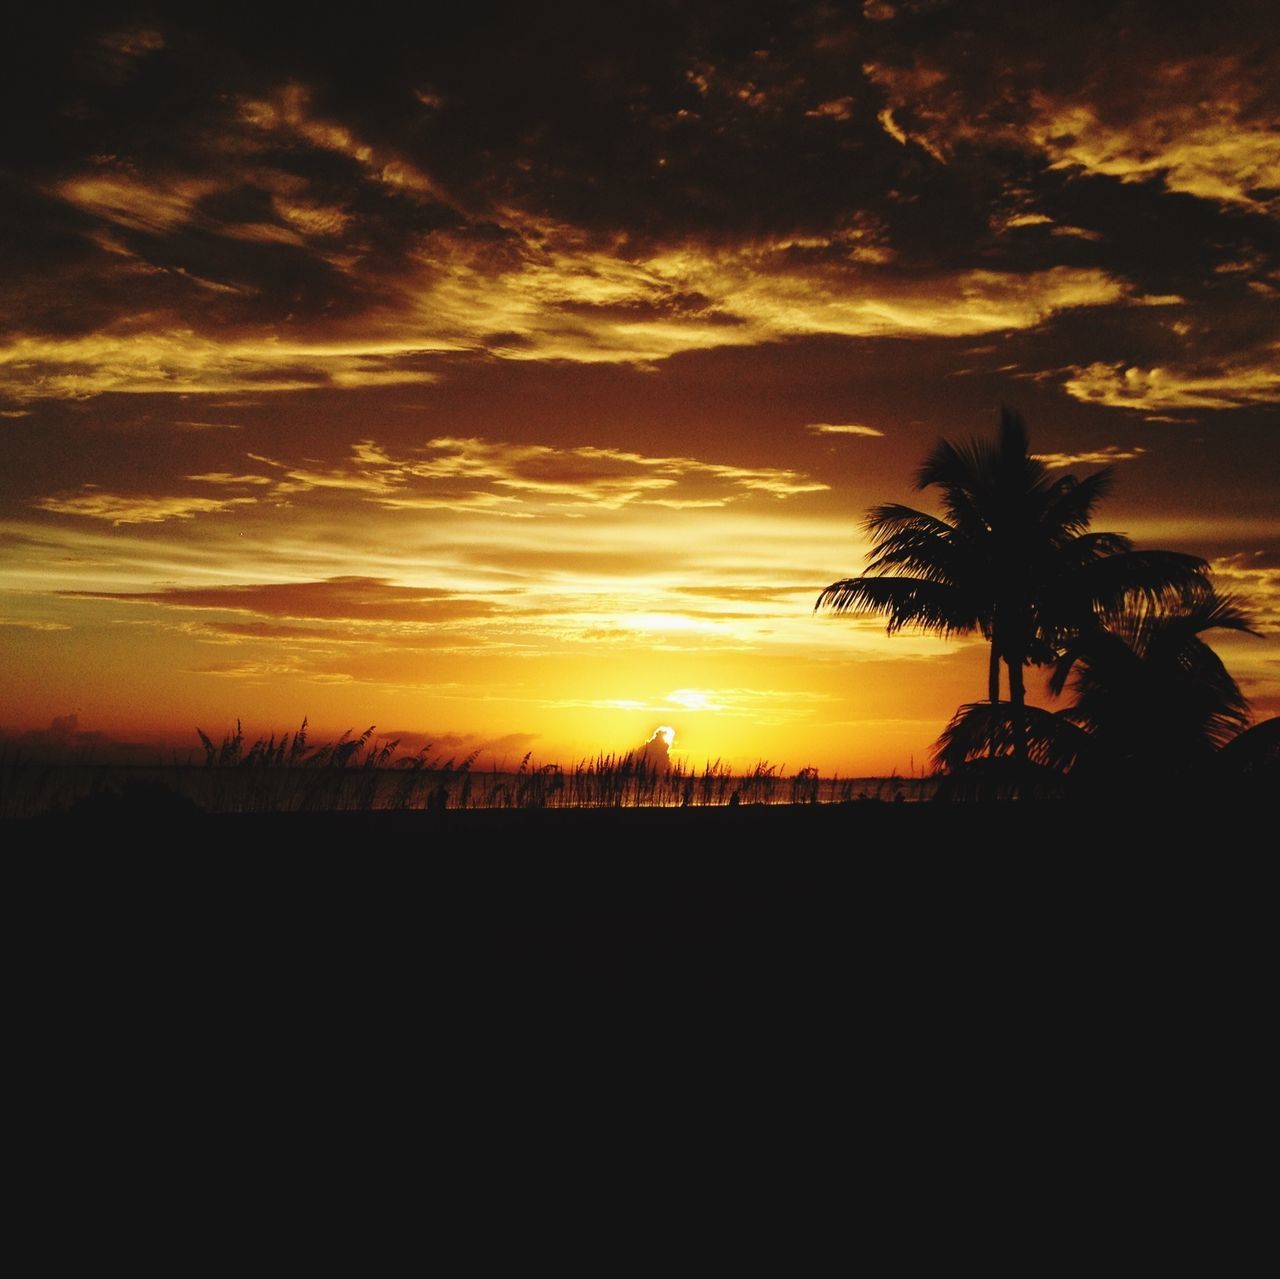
865, 532, 974, 583
1216, 716, 1280, 775
933, 700, 1092, 775
1042, 469, 1115, 538
914, 436, 1000, 530
1160, 591, 1259, 640
1076, 550, 1211, 621
1053, 591, 1256, 760
815, 575, 978, 635
1053, 531, 1134, 568
1048, 623, 1135, 697
863, 503, 957, 542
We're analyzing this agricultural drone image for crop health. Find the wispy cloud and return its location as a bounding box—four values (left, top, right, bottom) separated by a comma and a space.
186, 472, 275, 486
163, 436, 828, 515
33, 489, 257, 525
57, 172, 221, 235
69, 576, 501, 624
806, 423, 884, 437
0, 617, 71, 631
1033, 445, 1146, 468
0, 225, 1154, 400
577, 686, 832, 724
0, 332, 451, 402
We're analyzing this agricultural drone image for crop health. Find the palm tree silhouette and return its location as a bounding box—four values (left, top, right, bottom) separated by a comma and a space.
1049, 591, 1256, 786
816, 408, 1211, 766
934, 591, 1273, 796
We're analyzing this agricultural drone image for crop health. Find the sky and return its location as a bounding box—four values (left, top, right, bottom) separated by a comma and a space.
2, 0, 1277, 772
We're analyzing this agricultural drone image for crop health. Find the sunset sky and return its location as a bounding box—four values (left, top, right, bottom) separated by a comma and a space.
2, 1, 1277, 772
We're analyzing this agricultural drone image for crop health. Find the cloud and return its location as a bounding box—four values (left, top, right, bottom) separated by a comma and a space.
69, 576, 500, 624
587, 687, 832, 723
806, 97, 856, 121
1063, 348, 1280, 410
1210, 554, 1280, 631
0, 617, 71, 631
201, 621, 341, 641
237, 83, 450, 205
1028, 59, 1280, 213
53, 86, 445, 252
806, 423, 884, 437
864, 25, 1280, 213
8, 7, 1259, 406
434, 233, 1139, 363
192, 656, 354, 682
876, 107, 911, 149
1032, 445, 1147, 469
100, 28, 165, 58
862, 61, 971, 160
163, 436, 828, 515
57, 172, 221, 235
0, 222, 1155, 400
33, 488, 257, 525
0, 715, 159, 764
0, 331, 451, 401
637, 725, 675, 769
187, 472, 275, 486
437, 438, 827, 503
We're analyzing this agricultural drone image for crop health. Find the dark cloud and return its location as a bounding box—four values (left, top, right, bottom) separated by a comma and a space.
66, 576, 502, 623
5, 0, 1276, 418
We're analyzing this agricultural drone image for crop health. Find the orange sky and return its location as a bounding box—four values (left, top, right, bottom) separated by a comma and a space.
2, 4, 1277, 771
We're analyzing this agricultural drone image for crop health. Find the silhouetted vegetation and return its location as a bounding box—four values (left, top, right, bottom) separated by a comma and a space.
820, 407, 1273, 799
0, 722, 931, 819
935, 591, 1277, 798
817, 408, 1210, 770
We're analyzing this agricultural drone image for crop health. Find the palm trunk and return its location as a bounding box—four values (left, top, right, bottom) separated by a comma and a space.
1006, 655, 1029, 792
988, 644, 1000, 703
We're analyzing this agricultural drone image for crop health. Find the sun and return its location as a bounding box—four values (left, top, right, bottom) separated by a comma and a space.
652, 725, 676, 748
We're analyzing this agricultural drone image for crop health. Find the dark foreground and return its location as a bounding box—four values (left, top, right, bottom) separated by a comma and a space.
10, 799, 1270, 1005
7, 799, 1271, 1240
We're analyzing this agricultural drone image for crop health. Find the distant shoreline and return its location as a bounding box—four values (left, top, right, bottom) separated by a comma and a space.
0, 760, 937, 821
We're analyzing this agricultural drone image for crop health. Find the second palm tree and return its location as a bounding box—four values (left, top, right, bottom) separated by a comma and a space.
816, 408, 1211, 766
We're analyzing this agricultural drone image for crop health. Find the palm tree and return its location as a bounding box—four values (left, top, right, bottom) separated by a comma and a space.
934, 591, 1272, 796
816, 408, 1211, 765
1048, 591, 1256, 786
